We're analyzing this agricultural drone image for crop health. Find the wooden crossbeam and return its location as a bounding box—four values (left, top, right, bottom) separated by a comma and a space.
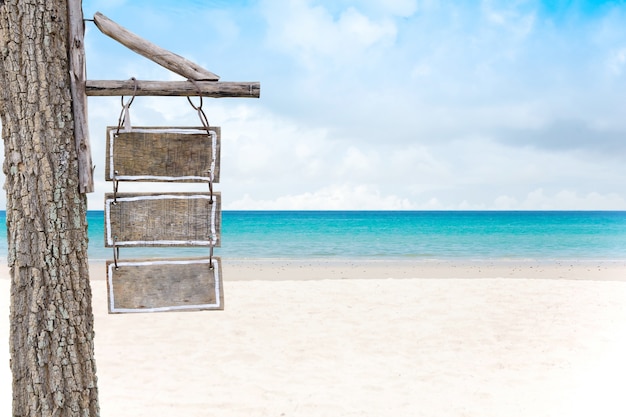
93, 12, 220, 81
86, 80, 260, 97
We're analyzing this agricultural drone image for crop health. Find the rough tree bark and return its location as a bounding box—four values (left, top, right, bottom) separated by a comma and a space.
0, 1, 100, 416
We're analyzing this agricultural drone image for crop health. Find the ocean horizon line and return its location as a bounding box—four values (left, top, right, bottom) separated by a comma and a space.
2, 209, 626, 214
1, 211, 625, 262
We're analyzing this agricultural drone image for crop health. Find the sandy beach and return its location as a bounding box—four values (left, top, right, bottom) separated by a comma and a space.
2, 260, 626, 416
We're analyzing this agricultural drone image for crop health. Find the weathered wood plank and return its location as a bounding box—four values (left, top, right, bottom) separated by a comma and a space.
105, 192, 221, 247
86, 80, 260, 97
106, 257, 223, 313
105, 126, 220, 183
93, 12, 219, 81
68, 0, 94, 193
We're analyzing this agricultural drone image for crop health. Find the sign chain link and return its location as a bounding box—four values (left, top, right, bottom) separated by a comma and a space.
112, 77, 138, 268
187, 79, 215, 269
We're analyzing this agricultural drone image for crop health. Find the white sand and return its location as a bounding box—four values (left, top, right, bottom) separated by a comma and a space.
2, 261, 626, 416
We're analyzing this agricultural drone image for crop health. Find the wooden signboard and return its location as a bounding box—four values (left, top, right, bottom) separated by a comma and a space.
106, 257, 223, 313
105, 192, 221, 247
106, 126, 220, 182
87, 10, 261, 315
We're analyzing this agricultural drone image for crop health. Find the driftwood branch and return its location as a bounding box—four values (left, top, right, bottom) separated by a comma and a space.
86, 80, 260, 98
92, 12, 220, 81
68, 0, 94, 193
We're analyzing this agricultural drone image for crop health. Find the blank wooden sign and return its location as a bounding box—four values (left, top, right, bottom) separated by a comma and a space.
106, 257, 223, 313
106, 126, 220, 182
105, 192, 221, 247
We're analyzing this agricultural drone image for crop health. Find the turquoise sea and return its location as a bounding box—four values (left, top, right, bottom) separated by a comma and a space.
1, 211, 626, 262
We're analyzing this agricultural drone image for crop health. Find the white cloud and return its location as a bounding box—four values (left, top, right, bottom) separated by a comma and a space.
263, 1, 397, 69
491, 189, 626, 211
4, 1, 626, 212
79, 97, 626, 212
338, 7, 397, 46
607, 47, 626, 75
493, 195, 519, 210
375, 0, 418, 17
227, 183, 415, 210
338, 146, 379, 179
481, 0, 536, 38
411, 63, 432, 78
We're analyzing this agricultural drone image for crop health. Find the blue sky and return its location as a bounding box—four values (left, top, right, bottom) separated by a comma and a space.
6, 0, 626, 210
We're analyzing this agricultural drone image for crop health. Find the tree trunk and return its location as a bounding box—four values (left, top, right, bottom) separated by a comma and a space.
0, 1, 100, 416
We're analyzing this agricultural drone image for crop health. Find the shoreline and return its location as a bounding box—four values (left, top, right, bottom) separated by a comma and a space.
2, 258, 625, 281
219, 259, 626, 281
89, 258, 626, 281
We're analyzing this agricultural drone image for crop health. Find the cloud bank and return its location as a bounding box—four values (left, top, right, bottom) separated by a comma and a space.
2, 0, 625, 210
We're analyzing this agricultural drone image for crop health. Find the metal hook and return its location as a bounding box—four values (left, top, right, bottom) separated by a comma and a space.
116, 77, 138, 135
207, 170, 214, 205
187, 94, 203, 111
186, 78, 203, 109
196, 107, 210, 132
187, 79, 211, 135
121, 77, 138, 108
209, 244, 214, 270
113, 245, 120, 270
113, 170, 119, 204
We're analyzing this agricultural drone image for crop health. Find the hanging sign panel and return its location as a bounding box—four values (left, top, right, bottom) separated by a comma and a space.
105, 192, 221, 247
105, 126, 221, 182
106, 257, 223, 313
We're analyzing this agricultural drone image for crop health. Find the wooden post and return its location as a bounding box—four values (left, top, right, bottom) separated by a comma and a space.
93, 12, 220, 81
68, 0, 94, 193
86, 80, 260, 97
